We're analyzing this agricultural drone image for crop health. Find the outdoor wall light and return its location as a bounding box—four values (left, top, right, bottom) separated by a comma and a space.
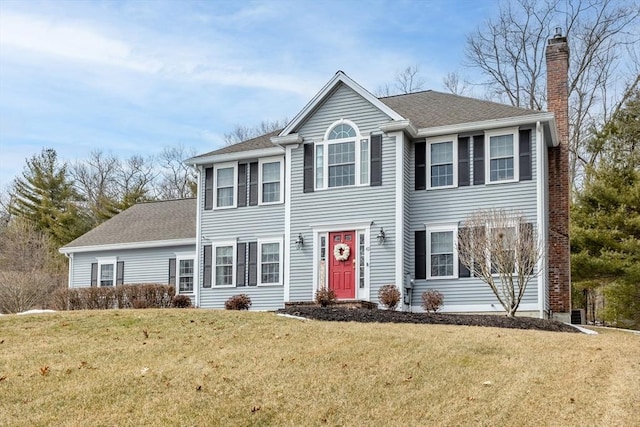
295, 233, 304, 250
376, 227, 386, 245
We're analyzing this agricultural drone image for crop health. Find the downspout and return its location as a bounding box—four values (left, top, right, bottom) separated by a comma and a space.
194, 165, 203, 308
535, 121, 546, 319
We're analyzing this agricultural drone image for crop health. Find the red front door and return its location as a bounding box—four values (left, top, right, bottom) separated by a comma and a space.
329, 231, 356, 299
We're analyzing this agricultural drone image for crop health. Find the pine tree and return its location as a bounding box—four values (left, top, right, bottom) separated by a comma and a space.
10, 149, 90, 247
571, 89, 640, 329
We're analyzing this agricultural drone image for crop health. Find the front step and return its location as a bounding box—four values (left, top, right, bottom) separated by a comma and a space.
285, 300, 378, 310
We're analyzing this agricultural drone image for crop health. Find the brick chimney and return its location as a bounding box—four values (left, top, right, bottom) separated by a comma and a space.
546, 29, 571, 320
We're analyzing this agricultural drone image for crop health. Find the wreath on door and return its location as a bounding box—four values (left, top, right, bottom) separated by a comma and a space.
333, 243, 350, 261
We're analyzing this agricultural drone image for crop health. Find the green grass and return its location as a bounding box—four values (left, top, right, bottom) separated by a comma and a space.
1, 309, 639, 426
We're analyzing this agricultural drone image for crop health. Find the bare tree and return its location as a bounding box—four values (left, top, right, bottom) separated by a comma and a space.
71, 150, 120, 220
395, 65, 425, 94
223, 119, 288, 145
72, 150, 156, 223
465, 0, 640, 190
442, 71, 472, 96
376, 65, 425, 97
155, 145, 197, 199
457, 209, 543, 316
0, 219, 60, 313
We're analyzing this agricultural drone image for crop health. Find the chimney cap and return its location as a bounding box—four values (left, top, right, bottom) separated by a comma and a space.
554, 26, 563, 38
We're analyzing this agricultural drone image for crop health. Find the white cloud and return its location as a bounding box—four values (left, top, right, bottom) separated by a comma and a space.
0, 11, 160, 73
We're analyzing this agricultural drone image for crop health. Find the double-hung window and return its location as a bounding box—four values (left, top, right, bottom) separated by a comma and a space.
100, 263, 115, 287
258, 238, 283, 285
315, 120, 370, 189
258, 157, 284, 204
178, 258, 194, 293
426, 224, 458, 279
214, 163, 237, 208
490, 226, 517, 275
214, 243, 235, 286
427, 135, 457, 188
486, 128, 519, 183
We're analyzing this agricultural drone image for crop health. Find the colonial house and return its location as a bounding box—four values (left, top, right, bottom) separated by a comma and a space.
61, 34, 571, 320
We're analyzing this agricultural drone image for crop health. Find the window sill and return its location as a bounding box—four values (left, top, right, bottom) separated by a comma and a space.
426, 185, 458, 191
426, 276, 458, 281
258, 201, 284, 206
213, 205, 237, 210
257, 283, 283, 287
486, 179, 519, 185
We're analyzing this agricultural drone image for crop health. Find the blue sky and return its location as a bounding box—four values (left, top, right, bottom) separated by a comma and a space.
0, 0, 498, 190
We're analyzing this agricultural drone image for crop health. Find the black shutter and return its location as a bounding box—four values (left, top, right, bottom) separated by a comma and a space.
456, 229, 471, 278
458, 137, 470, 187
303, 143, 314, 193
459, 260, 471, 278
204, 167, 214, 210
248, 242, 258, 286
236, 243, 246, 287
415, 141, 426, 190
203, 245, 212, 288
371, 134, 382, 186
415, 230, 426, 280
116, 261, 124, 285
519, 129, 532, 181
237, 163, 247, 207
168, 258, 176, 285
473, 135, 485, 185
90, 263, 98, 287
249, 162, 259, 206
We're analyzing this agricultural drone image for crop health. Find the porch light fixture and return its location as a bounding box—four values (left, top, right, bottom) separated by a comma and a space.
295, 233, 304, 250
376, 227, 386, 245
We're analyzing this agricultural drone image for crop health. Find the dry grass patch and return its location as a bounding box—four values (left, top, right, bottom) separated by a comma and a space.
0, 309, 638, 426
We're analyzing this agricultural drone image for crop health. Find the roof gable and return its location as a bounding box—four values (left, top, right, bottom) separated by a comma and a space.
279, 71, 404, 136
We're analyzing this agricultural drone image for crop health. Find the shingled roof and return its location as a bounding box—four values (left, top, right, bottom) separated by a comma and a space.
190, 130, 281, 159
379, 90, 540, 129
62, 198, 196, 249
190, 87, 543, 160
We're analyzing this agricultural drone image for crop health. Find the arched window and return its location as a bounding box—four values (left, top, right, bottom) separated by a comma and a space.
328, 123, 356, 140
315, 120, 370, 189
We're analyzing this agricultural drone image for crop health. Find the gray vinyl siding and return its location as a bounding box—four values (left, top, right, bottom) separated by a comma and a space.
70, 244, 195, 288
198, 168, 285, 310
409, 126, 540, 311
290, 83, 397, 303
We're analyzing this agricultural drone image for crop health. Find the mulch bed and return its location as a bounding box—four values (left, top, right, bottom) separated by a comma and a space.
277, 306, 580, 333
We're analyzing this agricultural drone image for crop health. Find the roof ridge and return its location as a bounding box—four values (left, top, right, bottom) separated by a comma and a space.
377, 89, 433, 99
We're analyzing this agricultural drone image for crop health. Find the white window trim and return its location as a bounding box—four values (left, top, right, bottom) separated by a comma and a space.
485, 127, 519, 184
257, 237, 284, 286
213, 241, 236, 287
175, 252, 195, 294
426, 134, 458, 189
213, 162, 238, 209
258, 156, 285, 205
425, 223, 459, 280
315, 119, 369, 190
96, 256, 117, 287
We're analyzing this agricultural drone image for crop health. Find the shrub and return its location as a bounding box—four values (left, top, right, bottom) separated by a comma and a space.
225, 294, 252, 310
378, 284, 401, 310
421, 290, 444, 313
54, 284, 176, 310
172, 295, 192, 308
314, 287, 337, 307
